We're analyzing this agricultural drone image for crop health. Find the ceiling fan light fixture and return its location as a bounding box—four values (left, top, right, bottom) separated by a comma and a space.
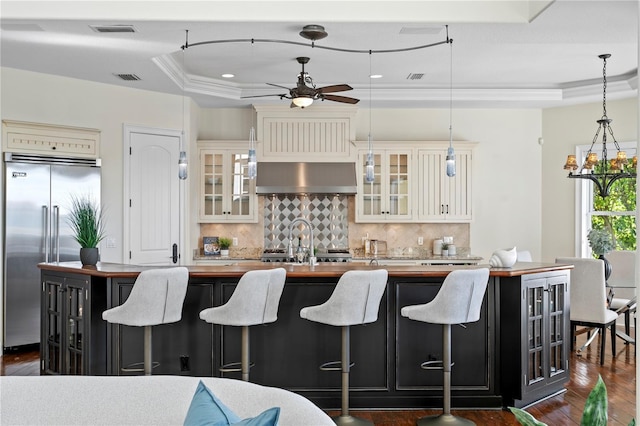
292, 96, 313, 108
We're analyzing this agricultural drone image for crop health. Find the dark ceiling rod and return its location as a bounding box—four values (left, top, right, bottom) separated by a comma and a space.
181, 33, 452, 54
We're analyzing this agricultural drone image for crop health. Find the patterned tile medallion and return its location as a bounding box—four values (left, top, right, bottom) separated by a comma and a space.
263, 195, 349, 250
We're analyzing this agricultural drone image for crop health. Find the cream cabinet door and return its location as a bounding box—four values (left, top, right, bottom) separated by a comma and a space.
418, 148, 472, 222
356, 149, 413, 222
199, 145, 257, 223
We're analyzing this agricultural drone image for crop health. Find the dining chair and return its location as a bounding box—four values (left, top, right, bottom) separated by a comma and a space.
556, 257, 619, 364
606, 250, 637, 343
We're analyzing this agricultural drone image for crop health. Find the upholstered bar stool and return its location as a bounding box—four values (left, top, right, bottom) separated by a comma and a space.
401, 268, 490, 426
300, 269, 388, 426
199, 268, 286, 382
102, 267, 189, 376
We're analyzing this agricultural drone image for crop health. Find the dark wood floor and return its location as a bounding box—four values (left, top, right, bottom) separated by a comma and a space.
1, 332, 635, 425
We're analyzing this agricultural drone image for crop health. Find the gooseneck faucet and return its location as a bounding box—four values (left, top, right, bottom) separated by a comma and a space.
287, 217, 316, 265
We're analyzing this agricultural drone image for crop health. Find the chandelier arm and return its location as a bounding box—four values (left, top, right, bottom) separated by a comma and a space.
182, 37, 451, 55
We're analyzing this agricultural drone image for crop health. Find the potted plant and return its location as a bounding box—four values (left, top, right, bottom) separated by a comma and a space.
587, 228, 614, 279
218, 237, 232, 256
67, 194, 105, 266
441, 242, 450, 257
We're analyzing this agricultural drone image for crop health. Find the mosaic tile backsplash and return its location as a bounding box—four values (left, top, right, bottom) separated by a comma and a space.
263, 194, 349, 250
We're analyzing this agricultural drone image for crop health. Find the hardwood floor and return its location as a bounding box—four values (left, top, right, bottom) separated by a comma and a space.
1, 332, 635, 425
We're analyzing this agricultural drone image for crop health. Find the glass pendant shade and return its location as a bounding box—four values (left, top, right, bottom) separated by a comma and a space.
248, 126, 257, 179
178, 151, 188, 180
446, 146, 456, 177
365, 152, 375, 183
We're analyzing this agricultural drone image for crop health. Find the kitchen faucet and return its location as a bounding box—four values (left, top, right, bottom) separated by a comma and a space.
288, 217, 316, 265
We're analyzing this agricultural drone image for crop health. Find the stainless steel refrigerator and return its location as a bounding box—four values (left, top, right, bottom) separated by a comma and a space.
3, 153, 101, 349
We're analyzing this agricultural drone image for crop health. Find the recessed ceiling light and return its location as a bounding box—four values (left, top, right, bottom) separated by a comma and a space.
221, 73, 235, 78
370, 74, 383, 79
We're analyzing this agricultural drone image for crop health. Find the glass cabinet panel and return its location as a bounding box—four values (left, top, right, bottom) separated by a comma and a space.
66, 284, 85, 375
548, 281, 566, 376
526, 286, 544, 385
43, 280, 63, 374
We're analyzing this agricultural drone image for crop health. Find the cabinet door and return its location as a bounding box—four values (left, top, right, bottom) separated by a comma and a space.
200, 151, 225, 219
64, 278, 89, 375
42, 276, 64, 375
199, 147, 257, 223
523, 275, 569, 394
41, 273, 89, 375
357, 150, 412, 222
546, 275, 569, 381
524, 278, 546, 390
418, 149, 472, 222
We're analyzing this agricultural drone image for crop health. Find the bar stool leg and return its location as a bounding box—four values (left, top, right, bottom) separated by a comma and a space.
333, 326, 372, 426
241, 326, 250, 382
144, 326, 152, 376
417, 324, 475, 426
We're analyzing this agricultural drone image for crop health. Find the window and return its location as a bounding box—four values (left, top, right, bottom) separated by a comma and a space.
577, 141, 637, 257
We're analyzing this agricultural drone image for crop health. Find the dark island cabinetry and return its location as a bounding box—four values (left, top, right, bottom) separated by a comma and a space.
38, 262, 571, 410
499, 270, 570, 408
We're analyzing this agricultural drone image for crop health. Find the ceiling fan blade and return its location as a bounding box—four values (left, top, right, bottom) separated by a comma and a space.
317, 84, 353, 94
240, 93, 287, 99
267, 83, 292, 90
289, 102, 298, 108
322, 94, 360, 104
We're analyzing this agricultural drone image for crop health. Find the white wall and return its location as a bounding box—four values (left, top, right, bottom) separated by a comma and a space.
541, 97, 638, 262
1, 67, 186, 263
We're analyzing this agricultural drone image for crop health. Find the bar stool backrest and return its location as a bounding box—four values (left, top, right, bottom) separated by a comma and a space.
556, 257, 609, 323
103, 267, 189, 327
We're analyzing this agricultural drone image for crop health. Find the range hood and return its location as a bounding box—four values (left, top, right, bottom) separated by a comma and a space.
256, 162, 357, 194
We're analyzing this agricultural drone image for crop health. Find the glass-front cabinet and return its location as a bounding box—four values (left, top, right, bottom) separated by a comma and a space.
41, 273, 90, 375
198, 142, 258, 223
356, 149, 413, 222
500, 271, 570, 408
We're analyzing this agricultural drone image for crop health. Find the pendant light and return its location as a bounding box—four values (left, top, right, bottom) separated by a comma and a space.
365, 50, 375, 183
178, 30, 188, 180
445, 27, 455, 178
247, 38, 257, 180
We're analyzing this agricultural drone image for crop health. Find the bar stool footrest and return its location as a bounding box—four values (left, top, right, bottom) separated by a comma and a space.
420, 360, 454, 370
219, 361, 255, 373
319, 360, 354, 372
121, 361, 160, 373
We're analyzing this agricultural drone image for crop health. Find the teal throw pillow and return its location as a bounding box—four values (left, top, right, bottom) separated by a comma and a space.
184, 380, 280, 426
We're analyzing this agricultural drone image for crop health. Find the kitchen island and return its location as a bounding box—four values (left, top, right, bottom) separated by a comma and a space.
38, 261, 571, 410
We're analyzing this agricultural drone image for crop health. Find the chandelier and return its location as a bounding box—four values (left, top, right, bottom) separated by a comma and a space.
563, 54, 636, 198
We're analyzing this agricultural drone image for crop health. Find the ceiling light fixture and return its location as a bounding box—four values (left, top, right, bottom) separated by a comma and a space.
446, 27, 455, 178
292, 96, 314, 108
247, 39, 257, 180
178, 30, 188, 180
563, 54, 636, 198
221, 73, 235, 78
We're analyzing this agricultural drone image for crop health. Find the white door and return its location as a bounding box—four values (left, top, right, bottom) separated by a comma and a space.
125, 126, 182, 265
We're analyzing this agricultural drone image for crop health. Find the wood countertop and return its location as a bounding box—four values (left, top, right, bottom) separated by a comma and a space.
39, 261, 572, 279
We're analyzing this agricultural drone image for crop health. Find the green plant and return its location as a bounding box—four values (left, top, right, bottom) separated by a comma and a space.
509, 375, 635, 426
218, 237, 232, 250
67, 194, 105, 248
587, 228, 614, 256
441, 242, 450, 250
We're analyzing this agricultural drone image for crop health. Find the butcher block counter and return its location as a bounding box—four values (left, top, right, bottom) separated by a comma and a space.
38, 261, 572, 410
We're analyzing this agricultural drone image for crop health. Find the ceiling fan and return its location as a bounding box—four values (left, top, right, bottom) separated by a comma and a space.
244, 57, 359, 108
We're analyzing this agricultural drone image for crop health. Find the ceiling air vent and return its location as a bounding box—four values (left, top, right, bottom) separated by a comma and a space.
406, 73, 425, 80
114, 73, 141, 81
90, 24, 137, 33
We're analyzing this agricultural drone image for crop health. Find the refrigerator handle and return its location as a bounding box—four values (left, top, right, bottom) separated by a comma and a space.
43, 205, 50, 263
53, 205, 60, 263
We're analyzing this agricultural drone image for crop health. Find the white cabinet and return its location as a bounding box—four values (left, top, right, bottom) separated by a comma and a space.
198, 142, 258, 223
356, 149, 414, 222
418, 148, 473, 222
